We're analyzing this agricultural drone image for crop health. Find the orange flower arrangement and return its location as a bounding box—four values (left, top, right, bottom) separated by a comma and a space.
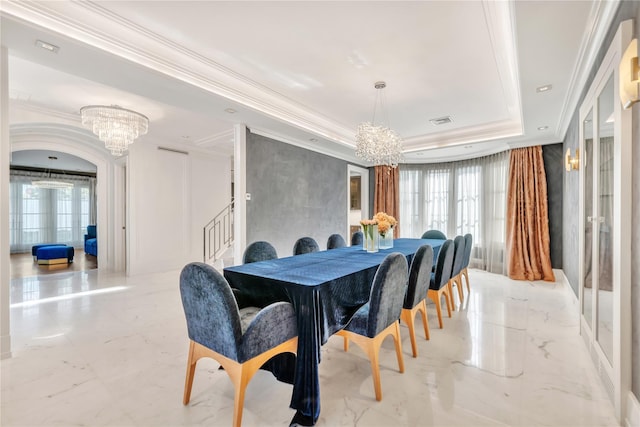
373, 212, 397, 237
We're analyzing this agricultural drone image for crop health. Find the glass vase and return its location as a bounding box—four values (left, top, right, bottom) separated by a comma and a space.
363, 224, 379, 253
379, 228, 394, 249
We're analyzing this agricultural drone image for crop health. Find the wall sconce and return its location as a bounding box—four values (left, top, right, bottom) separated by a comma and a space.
565, 148, 579, 172
620, 38, 639, 109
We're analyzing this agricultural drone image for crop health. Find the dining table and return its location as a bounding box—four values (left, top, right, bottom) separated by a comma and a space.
223, 237, 445, 426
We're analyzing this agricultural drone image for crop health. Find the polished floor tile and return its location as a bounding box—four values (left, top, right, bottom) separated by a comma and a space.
1, 268, 619, 426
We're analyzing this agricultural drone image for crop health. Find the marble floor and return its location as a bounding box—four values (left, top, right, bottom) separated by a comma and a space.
1, 267, 619, 426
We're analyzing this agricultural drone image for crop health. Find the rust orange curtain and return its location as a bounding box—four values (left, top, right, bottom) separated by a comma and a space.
374, 166, 400, 237
506, 146, 555, 281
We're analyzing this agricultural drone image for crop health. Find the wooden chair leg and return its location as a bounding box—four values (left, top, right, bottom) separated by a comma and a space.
368, 339, 383, 401
338, 323, 403, 402
428, 289, 443, 328
400, 308, 418, 357
392, 321, 405, 373
462, 268, 470, 292
183, 338, 297, 427
419, 300, 430, 340
183, 341, 197, 405
447, 280, 455, 311
444, 286, 452, 318
455, 275, 464, 306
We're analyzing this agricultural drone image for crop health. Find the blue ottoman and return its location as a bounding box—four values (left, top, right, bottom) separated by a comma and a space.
36, 246, 74, 265
32, 244, 67, 261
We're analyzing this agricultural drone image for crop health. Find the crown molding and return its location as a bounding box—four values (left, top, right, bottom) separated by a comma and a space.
193, 130, 234, 148
1, 0, 530, 156
250, 127, 363, 166
403, 118, 522, 152
10, 99, 79, 123
556, 0, 620, 140
1, 1, 357, 146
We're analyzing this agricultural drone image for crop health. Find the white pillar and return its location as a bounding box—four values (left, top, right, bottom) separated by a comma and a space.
233, 124, 247, 265
1, 46, 12, 359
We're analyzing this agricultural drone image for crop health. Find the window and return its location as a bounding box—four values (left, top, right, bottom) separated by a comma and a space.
9, 170, 96, 253
399, 151, 509, 274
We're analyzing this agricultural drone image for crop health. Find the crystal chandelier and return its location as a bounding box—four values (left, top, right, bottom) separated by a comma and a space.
355, 81, 403, 168
80, 105, 149, 156
32, 156, 74, 189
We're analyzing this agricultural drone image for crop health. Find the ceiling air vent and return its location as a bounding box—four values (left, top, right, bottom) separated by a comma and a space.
430, 116, 453, 126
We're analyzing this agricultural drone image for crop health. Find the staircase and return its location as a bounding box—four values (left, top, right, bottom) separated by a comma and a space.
204, 198, 234, 268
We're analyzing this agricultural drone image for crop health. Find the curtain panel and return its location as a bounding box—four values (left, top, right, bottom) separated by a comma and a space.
373, 166, 400, 237
9, 169, 97, 253
399, 150, 509, 275
506, 146, 555, 281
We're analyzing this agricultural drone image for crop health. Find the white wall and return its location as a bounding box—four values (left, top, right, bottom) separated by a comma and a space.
127, 142, 230, 275
1, 46, 12, 359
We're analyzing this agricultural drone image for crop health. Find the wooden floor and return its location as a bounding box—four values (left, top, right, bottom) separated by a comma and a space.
10, 249, 97, 279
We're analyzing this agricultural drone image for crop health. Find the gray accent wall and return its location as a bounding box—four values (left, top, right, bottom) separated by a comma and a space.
562, 0, 640, 403
246, 132, 348, 257
542, 143, 563, 269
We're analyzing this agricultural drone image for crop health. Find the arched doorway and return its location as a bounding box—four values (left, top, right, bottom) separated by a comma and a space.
9, 149, 97, 277
9, 123, 126, 273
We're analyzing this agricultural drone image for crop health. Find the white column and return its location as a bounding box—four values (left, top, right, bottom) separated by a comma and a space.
1, 46, 12, 359
233, 124, 247, 265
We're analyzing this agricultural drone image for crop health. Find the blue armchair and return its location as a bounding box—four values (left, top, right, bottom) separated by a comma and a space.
84, 225, 97, 257
180, 262, 298, 426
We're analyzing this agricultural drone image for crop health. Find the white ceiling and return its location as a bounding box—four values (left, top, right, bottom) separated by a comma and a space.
0, 1, 620, 166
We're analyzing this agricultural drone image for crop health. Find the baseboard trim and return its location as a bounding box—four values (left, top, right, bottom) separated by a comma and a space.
554, 268, 578, 302
626, 391, 640, 427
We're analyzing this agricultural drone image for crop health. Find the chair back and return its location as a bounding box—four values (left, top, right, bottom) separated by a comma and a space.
367, 252, 408, 337
243, 241, 277, 264
451, 235, 466, 277
179, 262, 242, 361
351, 231, 363, 246
293, 237, 319, 255
430, 239, 454, 291
86, 225, 97, 238
462, 233, 473, 268
403, 245, 434, 310
421, 229, 446, 240
327, 234, 346, 250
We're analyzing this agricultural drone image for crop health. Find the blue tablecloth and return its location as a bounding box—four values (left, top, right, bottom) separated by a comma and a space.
223, 238, 444, 425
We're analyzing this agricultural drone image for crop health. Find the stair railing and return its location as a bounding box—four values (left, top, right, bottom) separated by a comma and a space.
204, 198, 234, 264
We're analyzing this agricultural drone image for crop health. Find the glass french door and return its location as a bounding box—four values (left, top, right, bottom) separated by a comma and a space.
578, 20, 632, 422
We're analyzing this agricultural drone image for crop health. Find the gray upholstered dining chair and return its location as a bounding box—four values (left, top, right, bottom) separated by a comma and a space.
427, 239, 454, 329
449, 235, 466, 306
461, 233, 473, 292
400, 244, 433, 357
326, 233, 346, 250
351, 231, 363, 246
293, 237, 319, 255
242, 241, 278, 264
180, 262, 298, 427
421, 229, 447, 240
335, 252, 408, 401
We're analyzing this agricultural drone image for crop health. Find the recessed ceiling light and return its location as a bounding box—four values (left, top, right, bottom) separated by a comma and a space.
464, 145, 473, 149
536, 84, 552, 93
309, 138, 318, 142
224, 108, 236, 114
35, 39, 59, 53
181, 135, 190, 140
537, 126, 549, 131
430, 116, 452, 126
415, 152, 424, 156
